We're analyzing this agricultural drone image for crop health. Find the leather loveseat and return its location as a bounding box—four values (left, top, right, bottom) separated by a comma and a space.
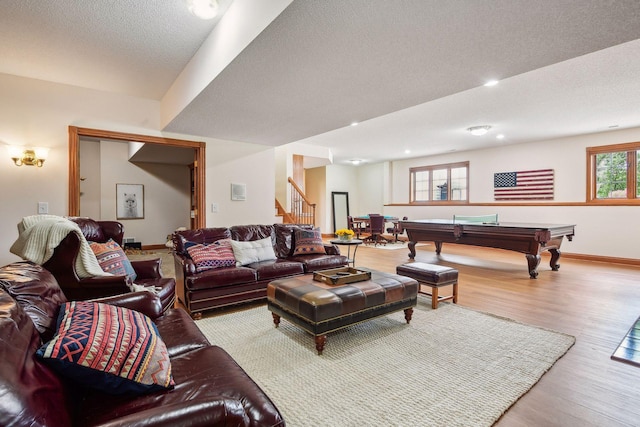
0, 261, 285, 427
173, 224, 348, 319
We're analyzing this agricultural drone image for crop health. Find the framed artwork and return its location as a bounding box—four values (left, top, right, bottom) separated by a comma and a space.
231, 183, 246, 201
116, 184, 144, 219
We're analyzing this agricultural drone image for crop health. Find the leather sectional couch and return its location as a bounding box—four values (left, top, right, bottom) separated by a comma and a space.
173, 224, 348, 319
0, 261, 285, 427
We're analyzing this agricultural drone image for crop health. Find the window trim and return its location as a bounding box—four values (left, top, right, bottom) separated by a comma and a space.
409, 161, 469, 205
586, 141, 639, 205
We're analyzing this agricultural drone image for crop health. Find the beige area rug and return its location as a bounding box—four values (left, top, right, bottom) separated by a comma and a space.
126, 250, 175, 278
196, 300, 575, 427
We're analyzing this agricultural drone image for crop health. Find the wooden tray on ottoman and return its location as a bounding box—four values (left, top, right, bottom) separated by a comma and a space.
313, 267, 372, 285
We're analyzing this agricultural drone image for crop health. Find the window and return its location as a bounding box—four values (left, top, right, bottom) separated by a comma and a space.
410, 161, 468, 204
587, 142, 639, 203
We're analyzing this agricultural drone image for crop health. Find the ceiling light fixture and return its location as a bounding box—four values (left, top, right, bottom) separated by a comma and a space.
350, 122, 359, 127
484, 80, 499, 87
187, 0, 219, 20
496, 134, 505, 140
350, 159, 362, 165
467, 125, 491, 136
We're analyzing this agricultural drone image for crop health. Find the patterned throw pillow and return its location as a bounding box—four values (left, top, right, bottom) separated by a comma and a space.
89, 239, 137, 281
36, 301, 174, 395
293, 227, 326, 256
185, 239, 236, 272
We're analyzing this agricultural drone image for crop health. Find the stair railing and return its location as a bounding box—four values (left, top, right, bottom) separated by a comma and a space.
287, 177, 316, 226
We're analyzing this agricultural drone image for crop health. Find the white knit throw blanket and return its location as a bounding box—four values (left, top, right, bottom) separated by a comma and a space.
10, 215, 110, 278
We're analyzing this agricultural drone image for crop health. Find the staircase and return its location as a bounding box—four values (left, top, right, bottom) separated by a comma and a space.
275, 177, 316, 226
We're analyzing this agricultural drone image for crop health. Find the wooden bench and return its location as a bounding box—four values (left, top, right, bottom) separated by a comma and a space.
396, 262, 458, 309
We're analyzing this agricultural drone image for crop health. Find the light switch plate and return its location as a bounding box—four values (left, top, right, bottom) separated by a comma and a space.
38, 202, 49, 214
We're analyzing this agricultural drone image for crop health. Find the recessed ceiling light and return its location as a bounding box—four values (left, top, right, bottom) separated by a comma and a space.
484, 80, 499, 87
350, 122, 359, 127
404, 149, 411, 154
187, 0, 219, 20
496, 134, 505, 140
350, 159, 362, 165
608, 124, 619, 129
467, 125, 491, 136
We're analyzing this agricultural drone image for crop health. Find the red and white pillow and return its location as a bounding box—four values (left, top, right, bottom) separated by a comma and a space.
185, 239, 236, 272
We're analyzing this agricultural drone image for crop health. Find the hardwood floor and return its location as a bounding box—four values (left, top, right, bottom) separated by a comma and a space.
352, 241, 640, 427
168, 241, 640, 426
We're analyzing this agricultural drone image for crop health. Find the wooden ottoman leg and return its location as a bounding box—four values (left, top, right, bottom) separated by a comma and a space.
271, 313, 281, 328
453, 283, 459, 304
431, 287, 439, 309
404, 307, 414, 324
315, 335, 327, 355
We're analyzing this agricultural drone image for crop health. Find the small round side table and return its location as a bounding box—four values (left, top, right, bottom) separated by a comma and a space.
329, 238, 363, 267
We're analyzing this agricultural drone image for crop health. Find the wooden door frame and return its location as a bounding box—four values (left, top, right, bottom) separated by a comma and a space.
68, 126, 206, 228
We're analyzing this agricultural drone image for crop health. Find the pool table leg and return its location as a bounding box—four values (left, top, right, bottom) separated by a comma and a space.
408, 241, 416, 259
549, 248, 561, 271
434, 241, 443, 254
526, 254, 540, 279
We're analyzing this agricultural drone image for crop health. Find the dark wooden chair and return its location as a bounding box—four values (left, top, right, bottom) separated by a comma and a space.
363, 214, 387, 246
387, 216, 408, 242
347, 215, 365, 237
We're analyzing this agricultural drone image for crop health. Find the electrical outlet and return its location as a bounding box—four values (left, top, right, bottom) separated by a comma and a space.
37, 202, 48, 214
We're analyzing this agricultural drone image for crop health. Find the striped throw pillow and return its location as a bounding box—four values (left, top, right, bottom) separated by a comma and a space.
185, 239, 236, 272
293, 227, 326, 255
89, 238, 137, 281
37, 301, 174, 395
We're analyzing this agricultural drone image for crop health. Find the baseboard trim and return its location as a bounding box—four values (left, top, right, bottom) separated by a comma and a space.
142, 244, 169, 251
562, 252, 640, 267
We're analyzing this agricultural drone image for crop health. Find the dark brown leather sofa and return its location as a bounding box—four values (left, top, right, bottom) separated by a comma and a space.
0, 261, 285, 427
43, 217, 176, 312
173, 224, 348, 319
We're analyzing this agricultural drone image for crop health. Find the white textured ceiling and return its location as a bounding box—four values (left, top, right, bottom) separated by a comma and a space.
2, 0, 640, 165
0, 0, 233, 98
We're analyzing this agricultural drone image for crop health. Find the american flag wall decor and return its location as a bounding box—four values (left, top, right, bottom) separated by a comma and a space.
493, 169, 554, 201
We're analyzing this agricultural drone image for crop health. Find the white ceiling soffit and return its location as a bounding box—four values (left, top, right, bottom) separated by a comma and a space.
163, 0, 640, 155
128, 144, 195, 166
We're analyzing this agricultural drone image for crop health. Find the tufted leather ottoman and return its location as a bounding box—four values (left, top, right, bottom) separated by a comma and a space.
396, 262, 458, 309
267, 269, 418, 355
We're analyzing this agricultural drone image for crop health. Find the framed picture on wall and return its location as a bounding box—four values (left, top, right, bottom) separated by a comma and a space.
231, 183, 246, 201
116, 183, 144, 219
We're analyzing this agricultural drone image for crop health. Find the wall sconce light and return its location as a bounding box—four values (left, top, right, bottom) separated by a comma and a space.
7, 146, 49, 167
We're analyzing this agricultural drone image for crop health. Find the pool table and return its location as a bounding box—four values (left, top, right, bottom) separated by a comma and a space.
400, 219, 576, 278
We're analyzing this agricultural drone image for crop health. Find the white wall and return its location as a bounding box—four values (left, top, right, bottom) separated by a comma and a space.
79, 140, 101, 219
356, 162, 386, 216
305, 166, 326, 231
323, 164, 359, 233
96, 141, 191, 244
205, 147, 278, 227
380, 127, 640, 260
0, 73, 279, 265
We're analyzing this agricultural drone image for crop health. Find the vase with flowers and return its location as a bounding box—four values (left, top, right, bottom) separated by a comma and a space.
335, 228, 355, 241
